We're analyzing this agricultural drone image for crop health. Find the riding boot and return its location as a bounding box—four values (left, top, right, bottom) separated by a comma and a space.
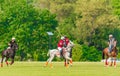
60, 51, 63, 57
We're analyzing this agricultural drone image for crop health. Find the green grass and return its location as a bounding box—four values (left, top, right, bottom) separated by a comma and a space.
0, 62, 119, 76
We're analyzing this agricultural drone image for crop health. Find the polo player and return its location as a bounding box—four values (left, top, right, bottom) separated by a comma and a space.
108, 34, 117, 55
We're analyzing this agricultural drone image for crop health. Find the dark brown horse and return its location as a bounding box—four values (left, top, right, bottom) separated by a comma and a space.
1, 43, 18, 67
102, 47, 118, 67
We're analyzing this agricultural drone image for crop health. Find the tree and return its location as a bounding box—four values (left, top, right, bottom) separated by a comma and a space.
80, 45, 101, 61
111, 0, 120, 19
0, 0, 58, 61
73, 0, 119, 50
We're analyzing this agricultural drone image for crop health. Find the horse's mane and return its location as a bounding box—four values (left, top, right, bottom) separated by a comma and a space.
112, 47, 118, 52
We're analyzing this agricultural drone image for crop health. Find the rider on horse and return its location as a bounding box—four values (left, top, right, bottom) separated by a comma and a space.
57, 36, 66, 57
64, 36, 70, 47
64, 36, 73, 58
8, 37, 18, 50
108, 34, 117, 55
1, 37, 18, 67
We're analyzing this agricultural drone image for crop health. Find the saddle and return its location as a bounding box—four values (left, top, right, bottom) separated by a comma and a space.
108, 47, 118, 55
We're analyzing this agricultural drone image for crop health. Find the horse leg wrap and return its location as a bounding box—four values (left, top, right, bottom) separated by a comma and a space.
66, 63, 68, 67
50, 63, 53, 68
114, 61, 116, 66
1, 63, 3, 67
6, 62, 9, 66
70, 60, 72, 64
110, 62, 113, 66
46, 62, 48, 66
64, 62, 66, 66
105, 60, 108, 65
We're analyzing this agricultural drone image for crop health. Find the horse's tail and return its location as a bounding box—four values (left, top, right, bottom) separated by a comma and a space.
102, 51, 105, 59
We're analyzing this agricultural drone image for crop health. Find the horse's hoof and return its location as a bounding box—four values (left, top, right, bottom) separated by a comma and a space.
114, 65, 116, 68
1, 63, 3, 67
104, 65, 108, 67
9, 63, 13, 65
66, 66, 69, 68
44, 65, 47, 67
65, 64, 69, 68
109, 65, 112, 67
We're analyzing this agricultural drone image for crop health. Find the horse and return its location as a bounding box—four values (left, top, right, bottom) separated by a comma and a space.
1, 43, 18, 67
45, 42, 74, 68
102, 47, 118, 67
64, 41, 74, 66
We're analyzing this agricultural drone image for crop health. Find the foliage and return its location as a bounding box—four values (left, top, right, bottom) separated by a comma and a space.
111, 0, 120, 19
72, 43, 83, 61
80, 45, 102, 61
0, 0, 58, 61
73, 0, 120, 50
68, 43, 102, 61
0, 0, 120, 61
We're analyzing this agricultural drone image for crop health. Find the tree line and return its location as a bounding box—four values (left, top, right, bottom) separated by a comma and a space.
0, 0, 120, 61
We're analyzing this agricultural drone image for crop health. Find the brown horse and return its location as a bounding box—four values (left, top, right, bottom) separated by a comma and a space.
1, 43, 18, 67
102, 47, 118, 67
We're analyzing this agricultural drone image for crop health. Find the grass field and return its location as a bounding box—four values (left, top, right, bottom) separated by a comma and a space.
0, 62, 119, 76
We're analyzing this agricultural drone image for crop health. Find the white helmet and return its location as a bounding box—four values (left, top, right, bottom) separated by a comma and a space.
12, 37, 15, 40
109, 34, 113, 38
61, 36, 65, 40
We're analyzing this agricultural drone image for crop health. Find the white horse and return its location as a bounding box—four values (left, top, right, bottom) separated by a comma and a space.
45, 41, 74, 68
64, 41, 74, 66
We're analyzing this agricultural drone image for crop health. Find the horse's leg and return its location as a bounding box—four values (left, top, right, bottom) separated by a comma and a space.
65, 55, 72, 66
64, 59, 67, 66
44, 57, 50, 66
63, 56, 68, 67
110, 57, 113, 66
5, 57, 9, 66
65, 59, 69, 67
45, 51, 50, 66
105, 59, 108, 67
64, 58, 72, 68
113, 57, 117, 67
69, 58, 72, 65
105, 55, 109, 66
65, 49, 72, 66
45, 60, 49, 66
45, 52, 55, 68
10, 57, 14, 65
1, 56, 4, 67
48, 54, 55, 68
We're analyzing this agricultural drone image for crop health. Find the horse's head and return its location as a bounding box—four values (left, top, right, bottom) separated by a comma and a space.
66, 41, 74, 52
12, 43, 18, 51
112, 47, 118, 53
67, 41, 74, 48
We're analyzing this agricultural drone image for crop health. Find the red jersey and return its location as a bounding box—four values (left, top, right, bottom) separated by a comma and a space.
57, 40, 64, 48
65, 37, 69, 46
